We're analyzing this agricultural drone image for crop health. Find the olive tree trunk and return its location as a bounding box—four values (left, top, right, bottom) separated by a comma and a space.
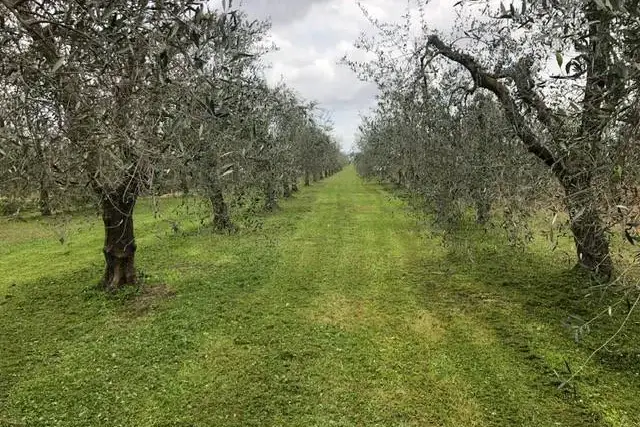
204, 156, 234, 231
34, 140, 52, 216
564, 177, 612, 279
265, 182, 278, 211
207, 174, 232, 231
209, 188, 232, 231
475, 199, 491, 225
283, 182, 292, 198
39, 182, 52, 216
101, 189, 137, 291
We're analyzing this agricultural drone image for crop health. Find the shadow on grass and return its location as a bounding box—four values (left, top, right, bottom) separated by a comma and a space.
0, 207, 297, 410
410, 220, 640, 386
0, 267, 106, 404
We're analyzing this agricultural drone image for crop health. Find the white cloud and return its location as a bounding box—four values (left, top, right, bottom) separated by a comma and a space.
239, 0, 457, 151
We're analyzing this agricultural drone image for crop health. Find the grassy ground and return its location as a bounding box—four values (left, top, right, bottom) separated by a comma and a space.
1, 167, 639, 427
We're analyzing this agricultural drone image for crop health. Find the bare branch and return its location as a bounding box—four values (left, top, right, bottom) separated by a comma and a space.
426, 34, 566, 179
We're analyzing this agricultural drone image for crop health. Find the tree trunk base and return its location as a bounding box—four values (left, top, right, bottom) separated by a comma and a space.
265, 186, 278, 211
213, 214, 236, 233
101, 189, 137, 291
475, 200, 491, 225
565, 180, 613, 281
39, 187, 52, 216
211, 194, 234, 233
102, 250, 137, 291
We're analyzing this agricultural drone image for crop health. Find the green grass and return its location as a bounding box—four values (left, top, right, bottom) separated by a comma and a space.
1, 166, 640, 426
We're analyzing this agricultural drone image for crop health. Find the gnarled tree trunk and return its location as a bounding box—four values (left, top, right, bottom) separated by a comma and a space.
210, 188, 232, 231
475, 199, 491, 225
39, 182, 52, 216
473, 186, 491, 225
564, 176, 612, 279
34, 140, 52, 216
203, 155, 233, 232
265, 181, 278, 211
180, 175, 190, 195
101, 188, 137, 291
283, 182, 292, 198
208, 174, 232, 231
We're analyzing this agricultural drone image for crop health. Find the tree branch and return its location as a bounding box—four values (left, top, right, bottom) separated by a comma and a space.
426, 34, 566, 179
508, 56, 557, 132
0, 0, 59, 64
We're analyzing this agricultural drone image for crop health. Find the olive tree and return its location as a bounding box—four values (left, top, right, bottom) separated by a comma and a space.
163, 7, 272, 230
351, 0, 640, 279
0, 0, 237, 289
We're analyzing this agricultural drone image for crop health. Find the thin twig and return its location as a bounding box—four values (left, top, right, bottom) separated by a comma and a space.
559, 291, 640, 389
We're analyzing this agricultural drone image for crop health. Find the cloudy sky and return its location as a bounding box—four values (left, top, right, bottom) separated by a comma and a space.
238, 0, 457, 152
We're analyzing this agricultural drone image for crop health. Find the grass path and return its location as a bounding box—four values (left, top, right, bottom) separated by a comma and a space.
1, 167, 639, 426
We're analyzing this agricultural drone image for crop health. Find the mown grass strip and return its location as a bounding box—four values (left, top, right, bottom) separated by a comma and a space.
1, 167, 639, 426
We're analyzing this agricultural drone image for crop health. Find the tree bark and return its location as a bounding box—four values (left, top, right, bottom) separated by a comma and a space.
292, 181, 299, 193
304, 171, 310, 186
39, 181, 52, 216
34, 140, 52, 216
180, 175, 190, 195
209, 188, 233, 231
564, 176, 613, 279
204, 156, 234, 231
101, 188, 137, 291
475, 199, 491, 225
283, 182, 292, 198
265, 183, 278, 211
